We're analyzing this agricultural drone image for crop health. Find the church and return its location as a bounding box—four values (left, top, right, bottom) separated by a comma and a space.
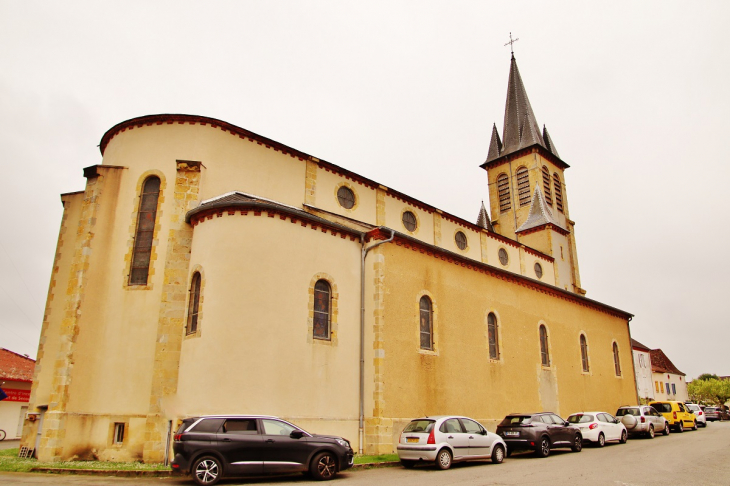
22, 54, 637, 463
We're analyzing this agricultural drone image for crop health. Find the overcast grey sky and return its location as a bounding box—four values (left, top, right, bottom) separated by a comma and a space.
1, 1, 728, 380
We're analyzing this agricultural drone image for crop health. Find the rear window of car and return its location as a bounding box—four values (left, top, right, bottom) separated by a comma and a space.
404, 420, 435, 433
686, 404, 700, 412
616, 408, 640, 417
652, 403, 672, 413
499, 416, 532, 426
191, 418, 225, 433
705, 407, 718, 412
568, 414, 594, 423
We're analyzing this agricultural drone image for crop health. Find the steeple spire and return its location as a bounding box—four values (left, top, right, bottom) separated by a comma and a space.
476, 201, 494, 232
501, 55, 546, 156
516, 185, 565, 233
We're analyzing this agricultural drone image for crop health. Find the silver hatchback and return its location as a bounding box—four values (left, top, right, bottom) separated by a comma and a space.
616, 406, 669, 438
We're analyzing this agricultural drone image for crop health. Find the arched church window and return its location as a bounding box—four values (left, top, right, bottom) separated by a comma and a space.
542, 166, 553, 206
516, 167, 530, 207
186, 272, 202, 335
580, 334, 589, 372
419, 296, 433, 350
553, 173, 564, 213
130, 176, 160, 285
539, 324, 550, 367
497, 174, 511, 212
487, 312, 499, 360
313, 280, 332, 339
313, 280, 331, 340
613, 342, 621, 376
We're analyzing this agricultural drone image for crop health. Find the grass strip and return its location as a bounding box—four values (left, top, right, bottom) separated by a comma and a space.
0, 448, 169, 473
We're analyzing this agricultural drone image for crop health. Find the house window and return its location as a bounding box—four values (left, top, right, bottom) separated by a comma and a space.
516, 166, 530, 206
671, 383, 676, 395
313, 280, 331, 340
580, 334, 589, 372
553, 173, 563, 212
337, 186, 355, 209
402, 211, 417, 232
487, 313, 499, 360
186, 272, 202, 335
129, 176, 161, 285
419, 296, 433, 350
539, 325, 550, 367
497, 173, 511, 212
613, 342, 621, 376
113, 423, 125, 445
455, 231, 467, 250
660, 382, 664, 393
542, 166, 553, 205
655, 381, 660, 392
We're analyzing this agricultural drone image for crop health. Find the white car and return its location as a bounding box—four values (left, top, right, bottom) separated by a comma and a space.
396, 415, 506, 470
567, 412, 627, 447
685, 403, 707, 427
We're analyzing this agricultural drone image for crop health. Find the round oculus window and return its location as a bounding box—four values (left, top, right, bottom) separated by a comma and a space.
534, 262, 543, 279
402, 211, 417, 232
337, 186, 355, 209
455, 231, 467, 250
498, 248, 509, 266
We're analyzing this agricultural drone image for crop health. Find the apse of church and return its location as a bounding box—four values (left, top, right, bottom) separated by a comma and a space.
22, 54, 636, 461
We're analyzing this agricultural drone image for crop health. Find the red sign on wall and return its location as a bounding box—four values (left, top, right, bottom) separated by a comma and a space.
1, 388, 30, 402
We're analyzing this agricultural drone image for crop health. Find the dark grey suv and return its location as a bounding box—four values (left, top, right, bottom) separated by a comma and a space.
171, 415, 354, 485
495, 412, 583, 458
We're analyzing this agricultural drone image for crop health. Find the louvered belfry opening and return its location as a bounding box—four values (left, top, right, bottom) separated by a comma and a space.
542, 166, 553, 206
497, 174, 511, 212
516, 167, 530, 206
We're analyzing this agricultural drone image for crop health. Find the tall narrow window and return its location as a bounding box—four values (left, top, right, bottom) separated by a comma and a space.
113, 423, 125, 445
553, 173, 563, 213
539, 325, 550, 367
313, 280, 331, 340
516, 167, 530, 206
542, 166, 553, 205
487, 313, 499, 360
419, 296, 433, 350
613, 342, 621, 376
497, 174, 511, 212
186, 272, 202, 335
580, 334, 589, 372
130, 176, 161, 285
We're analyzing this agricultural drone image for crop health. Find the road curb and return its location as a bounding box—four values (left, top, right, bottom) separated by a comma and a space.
29, 468, 173, 477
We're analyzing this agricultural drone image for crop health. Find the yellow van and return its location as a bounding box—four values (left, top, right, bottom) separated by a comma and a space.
648, 401, 697, 432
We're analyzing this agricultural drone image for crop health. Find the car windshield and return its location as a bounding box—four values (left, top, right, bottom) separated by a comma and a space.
499, 416, 532, 426
652, 403, 672, 413
616, 408, 640, 417
568, 414, 594, 423
404, 420, 435, 433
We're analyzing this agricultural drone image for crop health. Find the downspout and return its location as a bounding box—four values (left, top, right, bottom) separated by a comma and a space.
359, 227, 395, 455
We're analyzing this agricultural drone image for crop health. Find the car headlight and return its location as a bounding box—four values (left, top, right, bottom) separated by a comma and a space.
336, 438, 350, 448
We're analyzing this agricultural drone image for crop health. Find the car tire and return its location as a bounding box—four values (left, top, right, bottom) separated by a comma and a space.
691, 421, 698, 431
535, 437, 550, 458
571, 434, 583, 452
192, 456, 223, 486
663, 422, 670, 435
647, 425, 654, 439
597, 433, 605, 448
400, 460, 416, 469
491, 444, 505, 464
435, 448, 452, 470
310, 451, 338, 480
676, 422, 684, 433
620, 430, 627, 444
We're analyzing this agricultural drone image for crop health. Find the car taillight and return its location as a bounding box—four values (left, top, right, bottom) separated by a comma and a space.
174, 433, 183, 441
699, 411, 703, 416
589, 423, 598, 429
673, 412, 677, 420
399, 432, 403, 443
427, 429, 435, 444
640, 417, 645, 423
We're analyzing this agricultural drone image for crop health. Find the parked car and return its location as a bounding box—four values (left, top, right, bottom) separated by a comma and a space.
615, 405, 670, 438
649, 400, 697, 432
396, 415, 506, 470
495, 412, 582, 458
171, 415, 354, 485
685, 403, 707, 427
703, 407, 720, 421
567, 412, 627, 447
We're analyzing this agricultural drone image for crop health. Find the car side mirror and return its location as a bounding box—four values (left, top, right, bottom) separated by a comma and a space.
564, 421, 570, 427
290, 430, 305, 439
482, 429, 488, 435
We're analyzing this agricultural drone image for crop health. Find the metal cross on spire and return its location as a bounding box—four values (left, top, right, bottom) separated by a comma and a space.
504, 32, 519, 58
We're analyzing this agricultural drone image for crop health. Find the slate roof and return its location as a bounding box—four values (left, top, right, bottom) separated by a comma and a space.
0, 348, 35, 382
476, 201, 494, 232
649, 348, 685, 377
516, 185, 566, 233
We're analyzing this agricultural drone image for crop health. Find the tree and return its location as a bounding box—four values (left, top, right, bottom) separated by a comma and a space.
696, 373, 720, 381
688, 378, 730, 410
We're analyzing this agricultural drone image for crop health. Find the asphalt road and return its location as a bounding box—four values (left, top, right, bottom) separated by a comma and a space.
2, 422, 729, 485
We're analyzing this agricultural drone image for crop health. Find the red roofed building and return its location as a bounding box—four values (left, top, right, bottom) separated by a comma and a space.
649, 348, 688, 402
0, 348, 35, 440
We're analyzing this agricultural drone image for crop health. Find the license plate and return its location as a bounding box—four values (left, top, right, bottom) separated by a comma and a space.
406, 437, 419, 443
504, 431, 519, 436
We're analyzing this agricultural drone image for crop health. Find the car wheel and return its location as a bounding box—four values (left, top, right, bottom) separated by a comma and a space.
435, 448, 452, 470
310, 451, 338, 480
676, 422, 684, 433
491, 444, 505, 464
596, 432, 605, 448
692, 421, 698, 431
535, 437, 550, 458
647, 425, 654, 439
663, 422, 670, 435
400, 460, 416, 469
571, 434, 583, 452
620, 430, 627, 444
192, 456, 223, 486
